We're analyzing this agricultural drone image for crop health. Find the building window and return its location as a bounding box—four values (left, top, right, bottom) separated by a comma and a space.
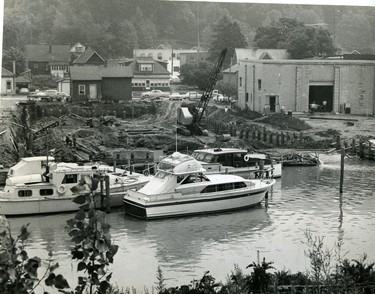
6, 81, 12, 90
140, 64, 153, 72
173, 66, 179, 72
172, 53, 176, 58
258, 79, 262, 90
239, 77, 242, 87
158, 53, 162, 60
79, 85, 86, 95
246, 93, 249, 102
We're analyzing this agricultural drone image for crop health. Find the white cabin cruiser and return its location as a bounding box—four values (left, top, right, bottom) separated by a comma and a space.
0, 156, 151, 216
123, 152, 275, 219
191, 148, 282, 179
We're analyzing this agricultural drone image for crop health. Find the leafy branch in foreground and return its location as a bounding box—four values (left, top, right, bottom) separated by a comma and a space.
63, 191, 119, 294
0, 215, 69, 294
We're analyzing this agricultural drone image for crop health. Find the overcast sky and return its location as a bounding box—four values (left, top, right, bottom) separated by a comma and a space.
165, 0, 375, 7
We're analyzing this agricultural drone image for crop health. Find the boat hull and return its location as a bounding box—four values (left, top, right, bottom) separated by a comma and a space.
123, 180, 274, 219
0, 185, 144, 216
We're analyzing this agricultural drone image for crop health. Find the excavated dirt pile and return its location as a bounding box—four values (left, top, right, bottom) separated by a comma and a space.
3, 100, 364, 168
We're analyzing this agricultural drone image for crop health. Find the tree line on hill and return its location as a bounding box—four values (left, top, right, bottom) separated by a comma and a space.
3, 0, 375, 85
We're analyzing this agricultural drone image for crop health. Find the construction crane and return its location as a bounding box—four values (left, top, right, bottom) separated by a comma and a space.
177, 48, 227, 135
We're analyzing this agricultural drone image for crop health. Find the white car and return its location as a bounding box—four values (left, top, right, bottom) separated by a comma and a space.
213, 94, 229, 103
169, 92, 184, 101
141, 89, 169, 99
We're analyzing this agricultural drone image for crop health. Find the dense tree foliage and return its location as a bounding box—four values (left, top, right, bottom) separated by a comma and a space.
209, 16, 248, 67
2, 47, 27, 75
254, 17, 336, 58
3, 1, 374, 60
179, 62, 214, 90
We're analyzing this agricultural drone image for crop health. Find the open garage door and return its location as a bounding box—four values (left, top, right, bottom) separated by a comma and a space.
309, 85, 333, 112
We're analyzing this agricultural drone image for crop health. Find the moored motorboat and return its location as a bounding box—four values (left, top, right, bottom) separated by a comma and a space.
191, 148, 282, 178
0, 156, 151, 216
123, 152, 275, 219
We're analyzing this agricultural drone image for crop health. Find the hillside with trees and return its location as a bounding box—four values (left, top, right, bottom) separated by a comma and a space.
3, 0, 375, 74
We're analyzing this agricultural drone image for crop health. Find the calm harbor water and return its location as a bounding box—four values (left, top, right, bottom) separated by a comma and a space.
8, 157, 375, 291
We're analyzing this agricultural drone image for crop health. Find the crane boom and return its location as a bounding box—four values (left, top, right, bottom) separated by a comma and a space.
176, 48, 227, 135
193, 48, 227, 126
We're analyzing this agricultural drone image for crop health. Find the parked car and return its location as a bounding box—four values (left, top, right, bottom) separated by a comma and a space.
169, 92, 184, 101
19, 88, 30, 95
56, 92, 71, 102
213, 94, 230, 103
188, 92, 202, 101
27, 91, 46, 101
41, 89, 59, 102
141, 89, 170, 99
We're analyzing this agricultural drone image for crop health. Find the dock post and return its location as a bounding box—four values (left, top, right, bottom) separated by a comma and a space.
100, 176, 104, 208
336, 136, 341, 150
352, 138, 356, 154
113, 160, 116, 172
359, 141, 365, 158
104, 175, 111, 213
369, 141, 372, 159
339, 145, 345, 194
259, 160, 265, 178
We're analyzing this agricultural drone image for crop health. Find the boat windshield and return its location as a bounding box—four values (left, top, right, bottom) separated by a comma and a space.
192, 152, 215, 163
154, 171, 169, 179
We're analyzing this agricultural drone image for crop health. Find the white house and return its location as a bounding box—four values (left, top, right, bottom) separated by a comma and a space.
133, 45, 203, 78
1, 67, 15, 96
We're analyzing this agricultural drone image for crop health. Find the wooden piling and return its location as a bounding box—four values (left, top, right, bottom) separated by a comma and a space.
336, 136, 341, 150
339, 146, 345, 194
359, 141, 365, 158
369, 141, 372, 159
351, 138, 356, 154
104, 175, 111, 213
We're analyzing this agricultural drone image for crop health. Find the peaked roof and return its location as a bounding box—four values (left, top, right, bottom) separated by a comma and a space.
15, 76, 31, 83
234, 48, 290, 61
2, 67, 14, 77
24, 44, 71, 62
70, 66, 133, 81
73, 47, 105, 64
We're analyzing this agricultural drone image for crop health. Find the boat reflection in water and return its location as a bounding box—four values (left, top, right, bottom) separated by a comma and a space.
7, 159, 375, 291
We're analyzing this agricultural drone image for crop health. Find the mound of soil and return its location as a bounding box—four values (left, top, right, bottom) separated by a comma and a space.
257, 113, 312, 131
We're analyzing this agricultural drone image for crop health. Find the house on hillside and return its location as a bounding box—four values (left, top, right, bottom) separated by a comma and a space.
179, 51, 209, 66
109, 57, 170, 91
72, 47, 106, 66
1, 67, 16, 95
133, 46, 202, 78
24, 44, 71, 77
69, 66, 133, 103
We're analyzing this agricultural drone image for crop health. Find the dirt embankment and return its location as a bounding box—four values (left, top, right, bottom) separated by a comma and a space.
1, 101, 374, 167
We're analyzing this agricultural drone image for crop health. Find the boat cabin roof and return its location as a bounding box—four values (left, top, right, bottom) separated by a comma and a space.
157, 152, 205, 175
193, 148, 267, 160
21, 156, 55, 162
194, 148, 247, 155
